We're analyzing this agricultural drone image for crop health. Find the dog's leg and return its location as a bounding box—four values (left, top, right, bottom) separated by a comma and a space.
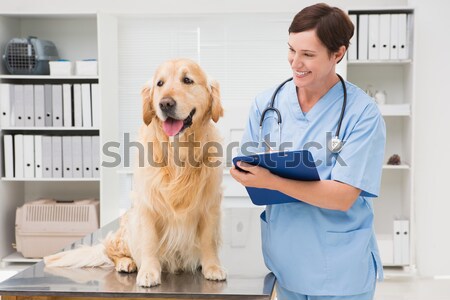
103, 220, 137, 273
134, 209, 162, 287
199, 207, 227, 281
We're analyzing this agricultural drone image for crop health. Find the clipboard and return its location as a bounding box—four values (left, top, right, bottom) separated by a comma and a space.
232, 150, 320, 205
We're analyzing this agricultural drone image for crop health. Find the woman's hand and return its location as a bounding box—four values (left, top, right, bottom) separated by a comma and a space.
230, 162, 278, 189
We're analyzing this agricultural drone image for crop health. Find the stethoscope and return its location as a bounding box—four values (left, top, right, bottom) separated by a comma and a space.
259, 73, 347, 153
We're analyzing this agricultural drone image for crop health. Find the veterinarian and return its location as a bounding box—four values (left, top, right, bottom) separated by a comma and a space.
230, 3, 386, 300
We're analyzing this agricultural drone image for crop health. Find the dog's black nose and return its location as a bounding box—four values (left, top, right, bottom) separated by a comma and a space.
159, 97, 176, 112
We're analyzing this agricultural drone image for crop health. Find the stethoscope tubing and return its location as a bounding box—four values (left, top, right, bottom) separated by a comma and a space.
259, 74, 347, 151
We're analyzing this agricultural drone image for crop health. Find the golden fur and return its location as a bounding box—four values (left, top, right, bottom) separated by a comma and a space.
45, 59, 226, 287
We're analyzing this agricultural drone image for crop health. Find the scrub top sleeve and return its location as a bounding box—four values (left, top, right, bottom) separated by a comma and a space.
239, 99, 262, 156
331, 103, 386, 197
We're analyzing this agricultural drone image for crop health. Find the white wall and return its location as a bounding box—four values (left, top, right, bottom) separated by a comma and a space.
0, 0, 407, 14
408, 0, 450, 277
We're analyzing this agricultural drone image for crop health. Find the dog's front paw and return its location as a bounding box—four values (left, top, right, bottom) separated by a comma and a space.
136, 267, 161, 287
202, 264, 227, 281
115, 257, 137, 273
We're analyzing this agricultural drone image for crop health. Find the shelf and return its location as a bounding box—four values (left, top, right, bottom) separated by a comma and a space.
1, 127, 100, 131
117, 168, 133, 175
2, 252, 41, 264
378, 104, 411, 117
348, 60, 412, 66
383, 164, 410, 170
0, 75, 98, 80
1, 177, 100, 182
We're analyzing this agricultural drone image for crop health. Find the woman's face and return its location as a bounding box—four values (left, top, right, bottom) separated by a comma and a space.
288, 30, 342, 90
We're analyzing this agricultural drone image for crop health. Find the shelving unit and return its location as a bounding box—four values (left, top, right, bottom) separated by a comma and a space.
348, 8, 415, 270
0, 13, 100, 265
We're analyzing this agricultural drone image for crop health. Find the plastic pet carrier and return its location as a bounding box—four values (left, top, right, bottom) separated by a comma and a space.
15, 198, 99, 258
3, 36, 59, 75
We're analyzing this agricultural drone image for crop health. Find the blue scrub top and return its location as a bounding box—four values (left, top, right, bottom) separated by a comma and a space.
240, 79, 386, 296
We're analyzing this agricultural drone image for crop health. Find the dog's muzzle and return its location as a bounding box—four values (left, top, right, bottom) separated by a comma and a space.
161, 102, 196, 137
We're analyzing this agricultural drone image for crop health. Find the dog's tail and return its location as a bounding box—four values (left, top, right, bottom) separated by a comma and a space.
44, 243, 114, 268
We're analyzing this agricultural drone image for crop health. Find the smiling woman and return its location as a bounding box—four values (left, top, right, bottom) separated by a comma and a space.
230, 3, 386, 300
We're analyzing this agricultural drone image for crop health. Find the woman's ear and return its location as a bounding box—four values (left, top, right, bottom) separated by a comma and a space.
142, 79, 155, 126
335, 45, 347, 63
209, 79, 224, 123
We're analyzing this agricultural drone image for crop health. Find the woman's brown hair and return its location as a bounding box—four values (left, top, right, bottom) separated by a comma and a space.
289, 3, 354, 61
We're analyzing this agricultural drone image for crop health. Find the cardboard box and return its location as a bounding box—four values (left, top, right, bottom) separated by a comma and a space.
75, 60, 98, 76
49, 61, 73, 76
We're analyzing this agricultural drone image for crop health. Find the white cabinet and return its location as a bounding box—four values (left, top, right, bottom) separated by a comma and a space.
0, 14, 101, 263
348, 8, 415, 269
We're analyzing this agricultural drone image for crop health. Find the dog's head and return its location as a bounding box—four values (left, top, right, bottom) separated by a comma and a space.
141, 59, 224, 137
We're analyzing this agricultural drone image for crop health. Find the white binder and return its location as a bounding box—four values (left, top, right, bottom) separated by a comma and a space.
3, 134, 14, 178
52, 136, 63, 178
401, 220, 410, 265
44, 84, 53, 126
390, 14, 399, 60
14, 85, 25, 127
0, 84, 13, 128
63, 84, 73, 127
82, 136, 93, 178
379, 14, 391, 60
398, 14, 408, 59
73, 84, 83, 127
91, 135, 100, 178
393, 219, 402, 265
23, 85, 35, 127
72, 136, 83, 178
62, 135, 73, 178
42, 135, 53, 178
23, 135, 35, 178
368, 14, 380, 60
52, 85, 63, 127
91, 84, 100, 128
347, 14, 357, 61
34, 85, 45, 127
81, 83, 92, 127
358, 14, 369, 61
34, 135, 43, 178
14, 134, 24, 178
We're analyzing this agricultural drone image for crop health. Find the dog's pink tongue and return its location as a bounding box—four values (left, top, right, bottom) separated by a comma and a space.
163, 118, 184, 136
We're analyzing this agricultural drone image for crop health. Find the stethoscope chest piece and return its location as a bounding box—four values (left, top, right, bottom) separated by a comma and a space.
329, 136, 343, 153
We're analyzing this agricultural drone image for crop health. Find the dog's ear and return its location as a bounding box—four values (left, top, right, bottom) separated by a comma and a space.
209, 79, 224, 123
142, 79, 155, 126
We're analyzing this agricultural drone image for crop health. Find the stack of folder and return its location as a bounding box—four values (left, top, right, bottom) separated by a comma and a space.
3, 134, 100, 179
393, 219, 410, 265
0, 83, 100, 128
348, 12, 411, 61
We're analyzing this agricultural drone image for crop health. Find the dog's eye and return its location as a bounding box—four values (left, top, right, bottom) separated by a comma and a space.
183, 77, 194, 85
157, 80, 164, 87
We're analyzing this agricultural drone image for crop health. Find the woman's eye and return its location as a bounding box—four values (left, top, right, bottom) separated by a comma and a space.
157, 80, 164, 87
183, 77, 194, 84
289, 48, 295, 53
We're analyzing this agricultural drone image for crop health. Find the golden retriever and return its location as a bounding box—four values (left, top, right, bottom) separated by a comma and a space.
44, 58, 226, 287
